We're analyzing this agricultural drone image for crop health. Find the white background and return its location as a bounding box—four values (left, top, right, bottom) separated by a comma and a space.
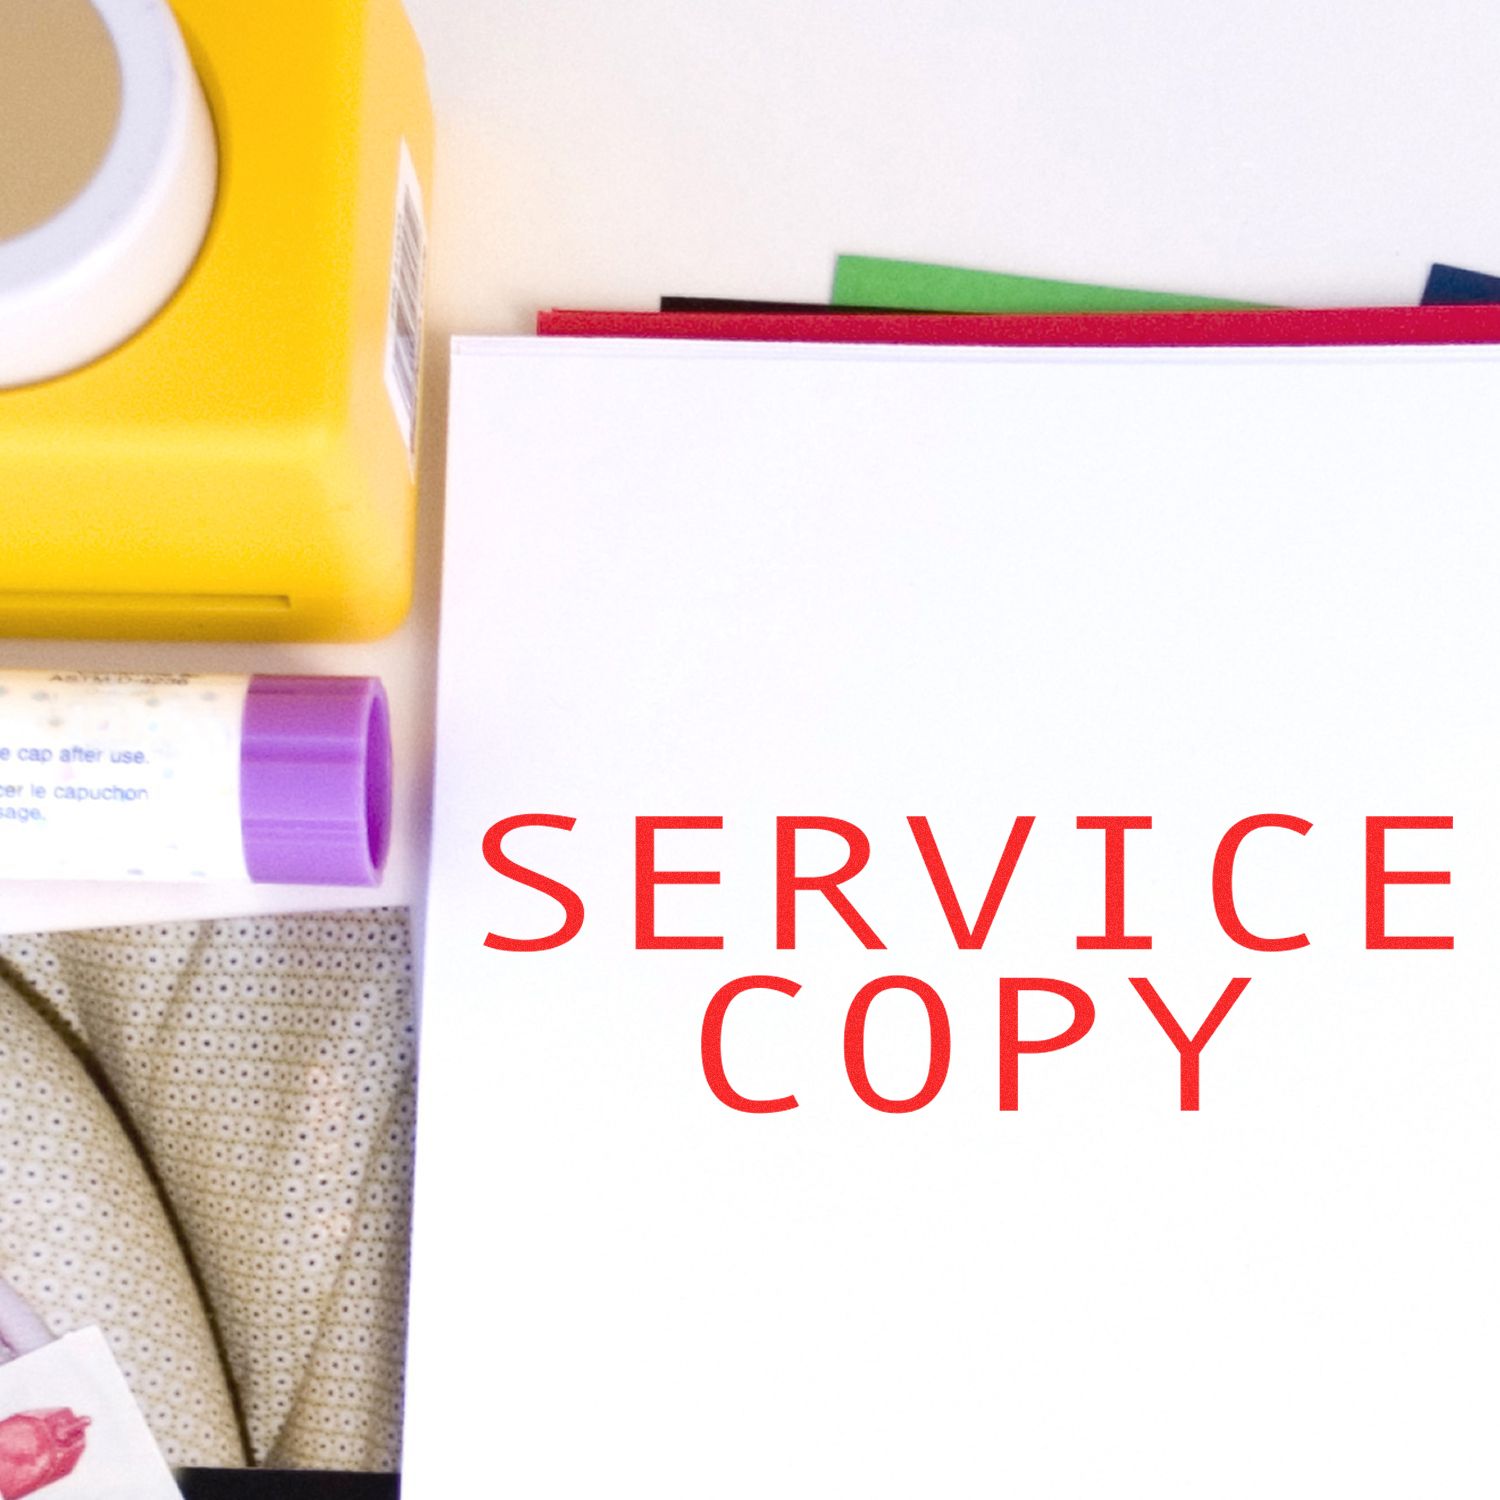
405, 339, 1500, 1497
8, 0, 1500, 930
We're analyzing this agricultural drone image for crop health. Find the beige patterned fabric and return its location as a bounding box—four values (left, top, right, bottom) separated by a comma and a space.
0, 969, 242, 1465
0, 910, 416, 1472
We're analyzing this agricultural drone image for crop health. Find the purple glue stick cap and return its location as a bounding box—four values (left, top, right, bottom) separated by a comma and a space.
240, 676, 393, 887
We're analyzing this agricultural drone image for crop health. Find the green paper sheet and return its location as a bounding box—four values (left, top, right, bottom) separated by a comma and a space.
832, 255, 1267, 314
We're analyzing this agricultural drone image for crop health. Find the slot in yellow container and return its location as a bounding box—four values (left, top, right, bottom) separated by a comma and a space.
0, 0, 434, 641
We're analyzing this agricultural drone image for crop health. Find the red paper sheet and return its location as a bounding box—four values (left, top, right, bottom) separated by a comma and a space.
538, 304, 1500, 347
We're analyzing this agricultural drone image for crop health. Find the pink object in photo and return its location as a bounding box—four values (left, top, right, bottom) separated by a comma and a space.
0, 1410, 90, 1499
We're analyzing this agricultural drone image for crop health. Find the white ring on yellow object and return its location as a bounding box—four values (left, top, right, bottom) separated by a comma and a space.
0, 0, 217, 388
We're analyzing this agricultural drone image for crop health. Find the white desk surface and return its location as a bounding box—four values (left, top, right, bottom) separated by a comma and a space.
6, 0, 1499, 934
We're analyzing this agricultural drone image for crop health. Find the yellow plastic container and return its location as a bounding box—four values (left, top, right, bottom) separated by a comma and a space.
0, 0, 433, 642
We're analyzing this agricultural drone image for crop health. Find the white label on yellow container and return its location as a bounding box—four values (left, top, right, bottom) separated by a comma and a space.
383, 139, 427, 465
0, 671, 248, 883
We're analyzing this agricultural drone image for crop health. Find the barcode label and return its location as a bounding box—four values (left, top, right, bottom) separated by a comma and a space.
384, 141, 427, 464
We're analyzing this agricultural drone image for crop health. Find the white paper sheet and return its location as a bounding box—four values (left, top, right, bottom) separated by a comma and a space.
405, 337, 1500, 1498
0, 1330, 179, 1500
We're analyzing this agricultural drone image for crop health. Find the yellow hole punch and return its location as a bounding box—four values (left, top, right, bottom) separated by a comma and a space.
0, 0, 434, 642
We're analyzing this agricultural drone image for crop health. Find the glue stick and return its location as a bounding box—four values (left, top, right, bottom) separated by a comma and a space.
0, 671, 390, 886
